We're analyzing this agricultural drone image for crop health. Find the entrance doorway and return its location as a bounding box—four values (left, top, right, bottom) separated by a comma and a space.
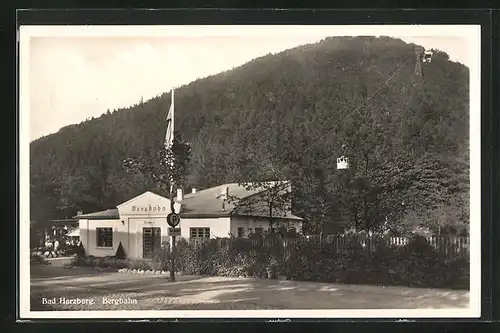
143, 227, 161, 259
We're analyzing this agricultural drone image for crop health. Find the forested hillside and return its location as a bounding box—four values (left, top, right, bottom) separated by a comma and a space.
30, 36, 470, 236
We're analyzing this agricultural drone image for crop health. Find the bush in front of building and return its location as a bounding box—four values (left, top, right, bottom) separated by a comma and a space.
70, 241, 182, 273
292, 234, 469, 289
63, 244, 82, 256
71, 255, 130, 270
177, 234, 470, 289
75, 243, 86, 257
178, 237, 278, 278
115, 242, 127, 260
30, 253, 50, 265
127, 259, 153, 271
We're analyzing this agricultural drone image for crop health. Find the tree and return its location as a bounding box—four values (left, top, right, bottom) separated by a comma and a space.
227, 122, 295, 231
122, 137, 192, 197
229, 180, 293, 232
122, 137, 191, 281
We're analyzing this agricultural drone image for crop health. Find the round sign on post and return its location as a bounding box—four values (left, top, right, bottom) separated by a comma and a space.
167, 213, 180, 227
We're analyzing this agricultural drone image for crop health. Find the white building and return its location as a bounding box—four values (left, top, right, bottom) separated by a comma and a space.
74, 181, 303, 259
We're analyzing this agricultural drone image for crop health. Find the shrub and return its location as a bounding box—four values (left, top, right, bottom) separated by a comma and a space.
393, 235, 442, 287
71, 256, 135, 270
128, 259, 152, 271
363, 239, 400, 285
64, 245, 80, 256
174, 235, 469, 289
115, 242, 127, 259
114, 259, 129, 269
31, 253, 49, 265
71, 256, 93, 267
97, 258, 109, 268
443, 257, 470, 289
152, 246, 168, 271
75, 243, 86, 258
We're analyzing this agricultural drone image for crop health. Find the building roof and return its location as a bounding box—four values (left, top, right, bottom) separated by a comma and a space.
116, 190, 170, 209
46, 219, 79, 223
181, 181, 302, 220
74, 209, 120, 219
73, 181, 303, 221
67, 228, 80, 237
235, 212, 303, 221
181, 182, 266, 217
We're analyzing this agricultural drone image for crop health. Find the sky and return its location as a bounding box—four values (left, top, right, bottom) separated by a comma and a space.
24, 26, 478, 142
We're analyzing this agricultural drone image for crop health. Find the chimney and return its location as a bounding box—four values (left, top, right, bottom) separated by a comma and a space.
221, 186, 229, 211
191, 188, 197, 194
176, 188, 183, 201
222, 186, 229, 198
77, 210, 83, 216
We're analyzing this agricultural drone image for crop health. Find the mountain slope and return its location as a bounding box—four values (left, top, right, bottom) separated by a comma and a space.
30, 36, 470, 235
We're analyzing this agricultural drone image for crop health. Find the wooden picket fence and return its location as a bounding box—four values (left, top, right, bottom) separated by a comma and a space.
240, 234, 470, 261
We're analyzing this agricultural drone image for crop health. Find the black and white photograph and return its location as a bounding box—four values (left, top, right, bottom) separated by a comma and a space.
19, 25, 481, 319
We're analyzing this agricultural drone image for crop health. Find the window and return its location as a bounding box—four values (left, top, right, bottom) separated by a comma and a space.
96, 228, 113, 247
190, 228, 210, 246
143, 227, 161, 259
237, 227, 244, 238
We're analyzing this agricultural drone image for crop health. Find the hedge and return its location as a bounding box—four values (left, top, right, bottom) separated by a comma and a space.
175, 235, 469, 289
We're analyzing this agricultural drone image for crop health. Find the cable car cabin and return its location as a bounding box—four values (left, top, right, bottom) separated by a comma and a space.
337, 156, 349, 170
422, 50, 433, 63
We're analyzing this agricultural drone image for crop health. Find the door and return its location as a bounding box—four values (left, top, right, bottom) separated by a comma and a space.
142, 227, 161, 259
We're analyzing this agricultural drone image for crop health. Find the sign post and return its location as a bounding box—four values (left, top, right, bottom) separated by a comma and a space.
167, 201, 180, 282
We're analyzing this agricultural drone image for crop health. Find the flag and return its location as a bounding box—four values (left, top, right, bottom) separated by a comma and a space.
165, 88, 174, 149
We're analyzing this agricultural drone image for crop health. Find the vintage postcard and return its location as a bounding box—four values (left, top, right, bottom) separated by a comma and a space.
19, 25, 481, 319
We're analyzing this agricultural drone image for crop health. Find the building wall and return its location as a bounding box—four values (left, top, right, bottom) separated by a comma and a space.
230, 216, 302, 236
80, 219, 125, 257
78, 219, 88, 248
79, 215, 302, 258
127, 216, 170, 259
179, 217, 231, 239
80, 216, 233, 258
229, 216, 250, 237
115, 191, 178, 259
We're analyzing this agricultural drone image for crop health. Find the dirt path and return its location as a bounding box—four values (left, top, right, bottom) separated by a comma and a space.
30, 265, 470, 311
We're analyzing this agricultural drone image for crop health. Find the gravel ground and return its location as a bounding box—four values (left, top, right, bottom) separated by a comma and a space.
30, 265, 469, 311
30, 266, 278, 310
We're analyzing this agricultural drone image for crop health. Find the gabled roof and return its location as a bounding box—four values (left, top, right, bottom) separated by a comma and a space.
233, 212, 303, 221
180, 182, 268, 217
116, 190, 169, 208
180, 181, 301, 220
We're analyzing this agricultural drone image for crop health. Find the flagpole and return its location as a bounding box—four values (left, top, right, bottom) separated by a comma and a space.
168, 88, 175, 197
171, 88, 174, 147
167, 87, 176, 282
